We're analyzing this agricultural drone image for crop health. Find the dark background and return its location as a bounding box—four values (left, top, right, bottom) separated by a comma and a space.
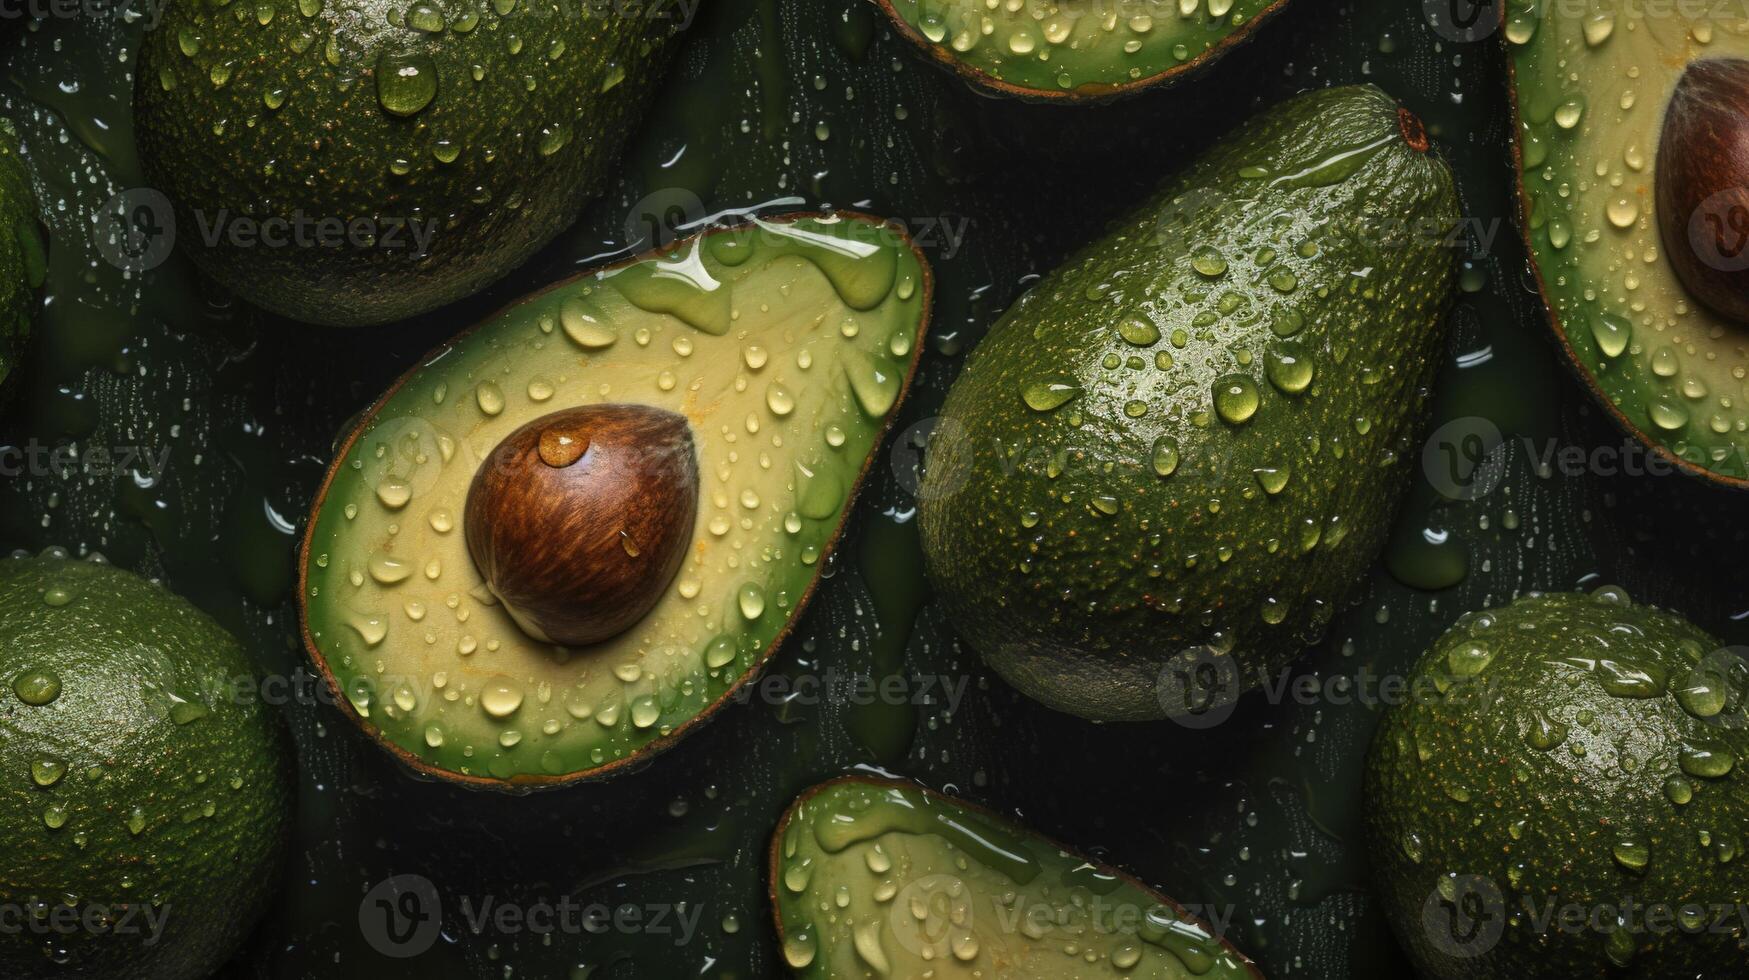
3, 0, 1746, 976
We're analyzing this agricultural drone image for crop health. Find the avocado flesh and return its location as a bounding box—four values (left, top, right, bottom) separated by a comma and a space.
770, 777, 1259, 978
880, 0, 1286, 98
0, 118, 42, 391
1509, 3, 1749, 483
1365, 589, 1749, 978
134, 0, 682, 327
300, 215, 930, 787
918, 85, 1459, 721
0, 556, 293, 980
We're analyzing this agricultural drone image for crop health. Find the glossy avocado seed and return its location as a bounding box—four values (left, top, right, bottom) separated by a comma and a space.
1657, 58, 1749, 323
465, 404, 698, 648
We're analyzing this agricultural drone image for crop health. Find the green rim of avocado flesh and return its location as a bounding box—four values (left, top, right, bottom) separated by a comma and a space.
1365, 588, 1749, 978
0, 555, 293, 980
1507, 1, 1749, 487
769, 776, 1263, 978
876, 0, 1292, 100
918, 84, 1459, 721
299, 213, 933, 789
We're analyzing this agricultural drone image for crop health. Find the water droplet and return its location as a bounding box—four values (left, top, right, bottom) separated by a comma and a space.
1680, 744, 1735, 779
1591, 312, 1632, 358
1151, 437, 1179, 477
1265, 344, 1314, 394
368, 553, 413, 584
1253, 467, 1289, 495
376, 480, 412, 510
1022, 380, 1080, 411
481, 681, 524, 719
31, 757, 65, 787
1191, 246, 1227, 277
375, 52, 439, 117
1212, 374, 1260, 425
738, 583, 766, 620
560, 298, 616, 348
1117, 316, 1160, 346
13, 669, 61, 706
1611, 835, 1650, 872
475, 381, 505, 416
168, 696, 208, 726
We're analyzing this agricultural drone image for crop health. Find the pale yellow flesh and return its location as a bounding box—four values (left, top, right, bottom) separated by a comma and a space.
774, 781, 1252, 978
1512, 4, 1749, 476
302, 217, 926, 782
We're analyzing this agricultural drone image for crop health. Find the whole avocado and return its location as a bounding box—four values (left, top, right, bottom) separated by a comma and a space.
1365, 589, 1749, 978
0, 118, 43, 393
918, 85, 1458, 721
134, 0, 687, 326
0, 556, 293, 979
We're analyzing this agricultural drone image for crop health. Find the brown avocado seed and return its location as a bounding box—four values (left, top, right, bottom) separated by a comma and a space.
1657, 58, 1749, 323
464, 404, 698, 647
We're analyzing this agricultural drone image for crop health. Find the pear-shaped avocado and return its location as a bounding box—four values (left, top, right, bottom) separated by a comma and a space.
919, 85, 1459, 721
134, 0, 687, 326
299, 213, 932, 788
1365, 588, 1749, 978
0, 555, 293, 980
1508, 3, 1749, 487
875, 0, 1291, 101
770, 776, 1262, 978
0, 118, 43, 394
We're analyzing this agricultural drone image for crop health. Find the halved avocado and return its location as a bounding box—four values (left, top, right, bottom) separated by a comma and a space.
875, 0, 1290, 100
769, 776, 1262, 978
1508, 3, 1749, 486
298, 214, 932, 789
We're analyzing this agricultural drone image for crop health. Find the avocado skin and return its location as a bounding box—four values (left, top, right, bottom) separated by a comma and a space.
0, 118, 40, 393
918, 85, 1458, 721
0, 557, 293, 980
135, 0, 684, 327
1364, 591, 1749, 978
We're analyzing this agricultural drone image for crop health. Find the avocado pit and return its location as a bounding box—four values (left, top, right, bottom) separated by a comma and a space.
464, 404, 698, 648
1657, 58, 1749, 323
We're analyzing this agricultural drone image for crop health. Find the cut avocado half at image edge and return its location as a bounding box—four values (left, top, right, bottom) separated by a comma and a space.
770, 776, 1262, 977
1507, 2, 1749, 487
299, 213, 932, 789
875, 0, 1292, 100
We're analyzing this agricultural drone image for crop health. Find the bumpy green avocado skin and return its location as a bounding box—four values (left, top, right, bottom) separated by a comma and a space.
1365, 591, 1749, 978
0, 557, 294, 980
134, 0, 685, 326
0, 119, 42, 393
918, 85, 1459, 721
